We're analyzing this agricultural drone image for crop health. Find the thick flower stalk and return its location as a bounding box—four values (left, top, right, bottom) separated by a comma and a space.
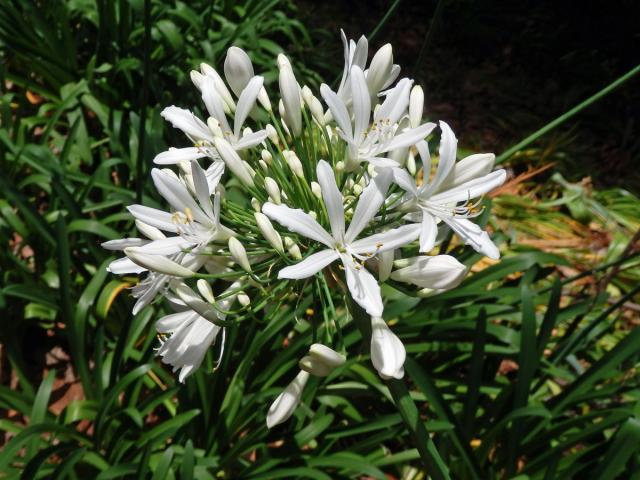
102, 30, 507, 431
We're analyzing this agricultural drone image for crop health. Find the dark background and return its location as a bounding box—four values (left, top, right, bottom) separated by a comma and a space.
298, 0, 640, 192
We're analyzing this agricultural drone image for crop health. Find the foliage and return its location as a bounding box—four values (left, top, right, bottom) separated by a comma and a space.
1, 0, 639, 478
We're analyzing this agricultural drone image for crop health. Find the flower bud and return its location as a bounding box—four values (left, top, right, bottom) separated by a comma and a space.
278, 55, 302, 136
308, 211, 317, 220
261, 149, 273, 164
301, 86, 325, 126
367, 44, 393, 97
299, 355, 332, 377
196, 279, 215, 304
242, 160, 256, 178
201, 62, 236, 111
258, 159, 269, 172
255, 212, 284, 253
335, 161, 345, 172
266, 124, 279, 144
124, 249, 194, 277
251, 197, 261, 212
266, 370, 309, 429
135, 220, 164, 241
377, 249, 394, 282
190, 70, 204, 90
352, 184, 363, 196
409, 85, 424, 128
309, 344, 346, 368
214, 137, 255, 187
370, 316, 405, 380
238, 292, 250, 307
258, 86, 272, 112
228, 237, 252, 272
310, 181, 322, 199
407, 149, 417, 175
285, 151, 304, 178
283, 236, 295, 249
224, 46, 254, 97
264, 177, 281, 204
390, 255, 467, 290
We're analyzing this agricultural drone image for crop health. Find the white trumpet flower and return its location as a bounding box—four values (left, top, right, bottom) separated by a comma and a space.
321, 67, 435, 170
370, 316, 406, 379
263, 160, 420, 317
394, 121, 506, 258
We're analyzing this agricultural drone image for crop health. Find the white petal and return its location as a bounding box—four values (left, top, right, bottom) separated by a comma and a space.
201, 76, 231, 133
214, 137, 254, 187
376, 78, 411, 124
161, 106, 213, 142
125, 249, 195, 277
309, 344, 346, 368
419, 213, 438, 253
390, 254, 467, 289
234, 130, 267, 150
383, 122, 436, 154
266, 370, 309, 428
320, 84, 353, 140
107, 257, 147, 274
366, 44, 393, 97
350, 66, 370, 143
156, 310, 197, 333
190, 161, 215, 221
205, 161, 225, 193
153, 147, 208, 165
102, 238, 147, 251
278, 249, 339, 279
127, 205, 179, 233
424, 120, 457, 194
443, 217, 500, 259
174, 283, 223, 324
132, 236, 194, 255
377, 249, 394, 282
234, 76, 263, 139
345, 169, 392, 243
278, 63, 302, 135
391, 167, 418, 196
151, 169, 209, 225
263, 202, 334, 247
350, 224, 421, 254
344, 262, 383, 317
438, 153, 496, 191
316, 160, 345, 240
370, 316, 405, 379
429, 169, 507, 204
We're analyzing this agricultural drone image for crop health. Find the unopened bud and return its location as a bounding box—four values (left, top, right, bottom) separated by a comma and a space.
310, 181, 322, 199
255, 212, 284, 253
299, 355, 332, 377
266, 124, 278, 144
197, 279, 215, 304
367, 44, 393, 97
264, 177, 281, 204
407, 149, 417, 175
201, 62, 235, 111
207, 117, 224, 138
251, 197, 261, 212
261, 149, 273, 164
335, 161, 345, 172
228, 237, 252, 272
238, 292, 250, 307
285, 151, 304, 178
224, 46, 254, 97
278, 55, 302, 136
259, 159, 269, 172
258, 86, 272, 112
125, 249, 194, 277
409, 85, 424, 128
308, 211, 317, 220
353, 184, 363, 196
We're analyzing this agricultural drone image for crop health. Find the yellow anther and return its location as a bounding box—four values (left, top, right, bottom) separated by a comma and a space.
184, 207, 194, 223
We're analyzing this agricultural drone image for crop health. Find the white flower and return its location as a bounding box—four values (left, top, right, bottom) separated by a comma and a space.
390, 255, 467, 290
263, 160, 420, 317
321, 67, 435, 170
266, 370, 309, 428
156, 281, 241, 382
394, 121, 506, 258
370, 316, 406, 379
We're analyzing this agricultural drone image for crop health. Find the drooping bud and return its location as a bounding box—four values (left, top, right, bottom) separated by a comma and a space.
298, 355, 332, 377
264, 177, 281, 204
278, 54, 302, 136
196, 279, 215, 304
255, 212, 284, 253
124, 249, 194, 277
228, 237, 252, 272
266, 370, 309, 429
214, 137, 255, 187
390, 255, 467, 290
370, 316, 405, 380
309, 344, 346, 368
224, 46, 254, 97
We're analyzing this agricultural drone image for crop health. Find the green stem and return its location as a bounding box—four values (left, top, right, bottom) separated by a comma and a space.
496, 63, 640, 164
347, 299, 450, 479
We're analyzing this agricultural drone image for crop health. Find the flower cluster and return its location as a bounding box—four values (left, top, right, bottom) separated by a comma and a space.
103, 30, 506, 428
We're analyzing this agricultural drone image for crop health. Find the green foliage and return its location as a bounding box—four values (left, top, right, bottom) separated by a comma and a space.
1, 0, 639, 478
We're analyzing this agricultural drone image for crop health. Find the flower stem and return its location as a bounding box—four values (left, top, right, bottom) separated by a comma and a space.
346, 298, 451, 480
